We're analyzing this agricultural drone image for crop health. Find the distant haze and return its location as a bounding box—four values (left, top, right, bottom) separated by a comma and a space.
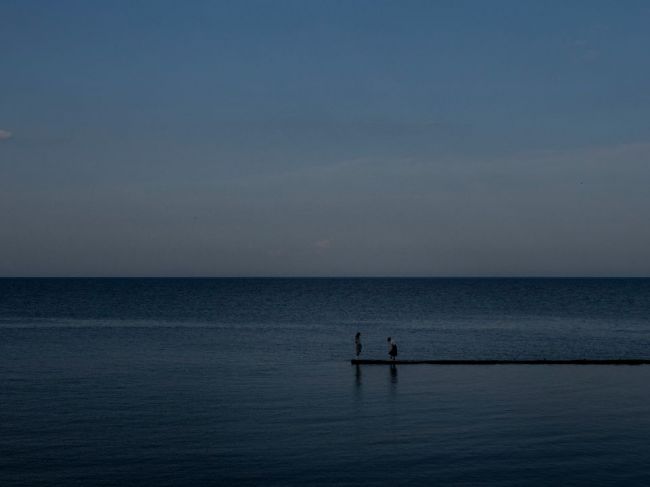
2, 1, 650, 276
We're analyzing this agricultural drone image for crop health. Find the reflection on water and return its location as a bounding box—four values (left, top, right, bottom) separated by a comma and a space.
352, 364, 398, 388
389, 364, 398, 400
355, 364, 362, 388
389, 364, 398, 384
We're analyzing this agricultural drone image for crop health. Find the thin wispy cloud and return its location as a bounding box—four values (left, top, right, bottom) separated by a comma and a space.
570, 39, 600, 62
314, 239, 332, 250
210, 117, 465, 139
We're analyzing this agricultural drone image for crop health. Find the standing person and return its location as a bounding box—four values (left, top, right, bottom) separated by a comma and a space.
354, 332, 362, 358
387, 337, 398, 361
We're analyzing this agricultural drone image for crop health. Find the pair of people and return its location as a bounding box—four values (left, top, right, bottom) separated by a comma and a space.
354, 332, 398, 360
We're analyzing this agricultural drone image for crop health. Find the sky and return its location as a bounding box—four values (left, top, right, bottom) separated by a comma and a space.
1, 0, 650, 277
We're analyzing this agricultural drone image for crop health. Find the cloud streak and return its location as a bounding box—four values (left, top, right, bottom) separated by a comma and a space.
0, 129, 13, 140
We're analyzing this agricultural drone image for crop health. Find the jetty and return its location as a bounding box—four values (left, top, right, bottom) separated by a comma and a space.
351, 359, 650, 366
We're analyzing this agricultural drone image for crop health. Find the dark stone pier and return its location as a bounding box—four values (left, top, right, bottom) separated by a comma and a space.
351, 359, 650, 366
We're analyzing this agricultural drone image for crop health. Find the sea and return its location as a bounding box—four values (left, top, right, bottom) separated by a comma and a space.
2, 278, 650, 486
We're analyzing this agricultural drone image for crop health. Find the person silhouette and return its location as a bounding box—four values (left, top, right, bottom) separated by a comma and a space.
354, 332, 362, 358
387, 337, 398, 361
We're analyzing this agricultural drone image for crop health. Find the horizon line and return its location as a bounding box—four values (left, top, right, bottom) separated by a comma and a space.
1, 276, 650, 280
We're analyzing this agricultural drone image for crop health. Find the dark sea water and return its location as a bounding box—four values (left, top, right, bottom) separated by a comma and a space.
2, 278, 650, 486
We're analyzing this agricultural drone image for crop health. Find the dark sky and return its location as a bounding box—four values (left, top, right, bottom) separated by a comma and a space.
2, 1, 650, 276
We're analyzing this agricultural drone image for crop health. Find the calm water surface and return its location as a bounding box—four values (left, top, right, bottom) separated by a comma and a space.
2, 278, 650, 486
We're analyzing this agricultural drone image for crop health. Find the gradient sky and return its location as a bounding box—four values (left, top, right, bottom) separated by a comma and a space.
2, 1, 650, 276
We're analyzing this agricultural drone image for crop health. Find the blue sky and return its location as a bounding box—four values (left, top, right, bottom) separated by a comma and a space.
1, 1, 650, 276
